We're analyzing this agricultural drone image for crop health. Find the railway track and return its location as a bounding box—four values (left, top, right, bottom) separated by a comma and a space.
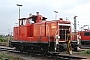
80, 45, 90, 49
46, 52, 87, 60
0, 46, 88, 60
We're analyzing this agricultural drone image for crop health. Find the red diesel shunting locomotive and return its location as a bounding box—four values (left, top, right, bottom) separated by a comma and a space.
9, 12, 77, 54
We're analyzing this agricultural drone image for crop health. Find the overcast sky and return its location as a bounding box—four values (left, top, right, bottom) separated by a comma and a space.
0, 0, 90, 35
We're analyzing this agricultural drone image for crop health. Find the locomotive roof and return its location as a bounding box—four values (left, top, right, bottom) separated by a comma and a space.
77, 29, 90, 33
19, 18, 27, 20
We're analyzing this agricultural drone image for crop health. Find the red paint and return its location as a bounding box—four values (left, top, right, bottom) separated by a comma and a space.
14, 27, 19, 40
78, 30, 90, 41
14, 13, 71, 43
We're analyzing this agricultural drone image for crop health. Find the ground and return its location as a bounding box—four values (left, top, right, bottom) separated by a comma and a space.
0, 51, 25, 60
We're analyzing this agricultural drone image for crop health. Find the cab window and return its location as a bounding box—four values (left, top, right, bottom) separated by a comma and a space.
28, 18, 33, 23
20, 20, 26, 26
84, 32, 90, 36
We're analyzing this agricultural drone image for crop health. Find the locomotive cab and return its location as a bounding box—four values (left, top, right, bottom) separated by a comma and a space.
26, 12, 47, 24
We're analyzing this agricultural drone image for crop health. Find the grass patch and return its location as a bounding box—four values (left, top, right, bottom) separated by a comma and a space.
0, 52, 25, 60
81, 49, 90, 55
0, 38, 7, 42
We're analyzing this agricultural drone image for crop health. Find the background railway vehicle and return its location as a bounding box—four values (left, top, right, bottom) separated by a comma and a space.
71, 24, 90, 46
77, 29, 90, 45
9, 12, 78, 54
